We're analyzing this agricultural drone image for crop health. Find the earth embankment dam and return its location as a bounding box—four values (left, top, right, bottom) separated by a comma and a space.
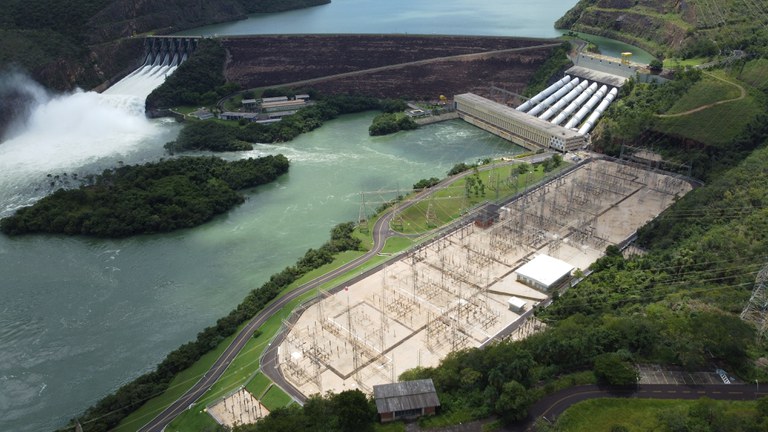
220, 34, 564, 99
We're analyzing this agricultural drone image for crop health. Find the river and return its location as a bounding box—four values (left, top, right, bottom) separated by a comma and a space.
0, 2, 580, 431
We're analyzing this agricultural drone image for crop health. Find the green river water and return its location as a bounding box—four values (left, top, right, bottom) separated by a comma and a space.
0, 0, 658, 429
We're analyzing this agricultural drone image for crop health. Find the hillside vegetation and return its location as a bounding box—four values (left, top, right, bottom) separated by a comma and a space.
556, 0, 768, 59
0, 0, 329, 90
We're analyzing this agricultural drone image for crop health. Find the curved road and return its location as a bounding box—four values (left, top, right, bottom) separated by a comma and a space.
512, 383, 762, 431
137, 158, 509, 431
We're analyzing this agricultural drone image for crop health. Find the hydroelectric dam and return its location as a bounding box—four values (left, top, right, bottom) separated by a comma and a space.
103, 36, 200, 101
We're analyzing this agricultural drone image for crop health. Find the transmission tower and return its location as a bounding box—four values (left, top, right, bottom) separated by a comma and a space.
357, 192, 369, 233
425, 201, 437, 228
741, 262, 768, 341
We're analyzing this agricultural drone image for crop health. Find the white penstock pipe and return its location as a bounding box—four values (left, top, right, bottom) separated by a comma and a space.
551, 82, 598, 126
578, 87, 618, 135
564, 84, 607, 129
517, 75, 572, 112
539, 80, 589, 121
527, 78, 580, 117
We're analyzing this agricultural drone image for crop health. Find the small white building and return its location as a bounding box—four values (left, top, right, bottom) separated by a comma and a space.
515, 254, 575, 292
507, 296, 527, 313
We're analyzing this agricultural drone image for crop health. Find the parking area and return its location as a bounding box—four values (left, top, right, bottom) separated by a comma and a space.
637, 364, 739, 385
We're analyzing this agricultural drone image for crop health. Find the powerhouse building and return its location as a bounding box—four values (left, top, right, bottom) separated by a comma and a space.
454, 93, 589, 152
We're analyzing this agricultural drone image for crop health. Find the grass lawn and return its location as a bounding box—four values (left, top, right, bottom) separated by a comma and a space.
261, 385, 294, 411
664, 73, 742, 115
654, 94, 761, 147
246, 372, 272, 398
165, 407, 221, 432
396, 163, 564, 234
113, 328, 243, 432
418, 407, 475, 429
663, 57, 708, 68
116, 159, 563, 431
738, 58, 768, 91
382, 236, 414, 253
374, 421, 407, 432
555, 398, 759, 432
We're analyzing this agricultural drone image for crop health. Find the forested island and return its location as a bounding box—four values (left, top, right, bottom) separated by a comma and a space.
0, 155, 289, 237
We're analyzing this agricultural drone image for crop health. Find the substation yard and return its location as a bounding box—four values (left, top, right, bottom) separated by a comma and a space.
277, 158, 693, 397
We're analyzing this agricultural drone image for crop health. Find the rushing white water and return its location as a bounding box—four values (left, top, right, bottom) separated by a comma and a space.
0, 60, 180, 216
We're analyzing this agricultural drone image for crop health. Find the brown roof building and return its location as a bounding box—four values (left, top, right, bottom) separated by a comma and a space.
373, 379, 440, 423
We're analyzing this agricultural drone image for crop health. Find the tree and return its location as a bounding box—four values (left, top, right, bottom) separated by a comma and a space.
494, 380, 530, 423
331, 390, 374, 432
649, 59, 664, 72
593, 353, 638, 386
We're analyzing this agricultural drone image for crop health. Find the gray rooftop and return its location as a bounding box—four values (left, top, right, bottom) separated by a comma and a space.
455, 93, 585, 140
566, 66, 628, 88
373, 379, 440, 414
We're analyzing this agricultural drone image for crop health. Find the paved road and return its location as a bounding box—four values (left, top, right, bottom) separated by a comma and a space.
512, 383, 762, 431
139, 155, 559, 431
137, 159, 504, 431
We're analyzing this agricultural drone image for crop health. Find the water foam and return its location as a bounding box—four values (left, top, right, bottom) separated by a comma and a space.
0, 68, 178, 215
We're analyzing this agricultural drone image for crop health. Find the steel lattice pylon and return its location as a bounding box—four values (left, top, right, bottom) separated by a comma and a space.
740, 263, 768, 341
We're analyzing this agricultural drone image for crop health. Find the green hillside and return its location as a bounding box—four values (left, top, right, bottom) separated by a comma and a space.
0, 0, 329, 90
557, 0, 768, 59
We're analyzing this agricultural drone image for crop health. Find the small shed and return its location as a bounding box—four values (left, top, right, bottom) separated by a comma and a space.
508, 296, 527, 313
373, 379, 440, 423
515, 254, 574, 292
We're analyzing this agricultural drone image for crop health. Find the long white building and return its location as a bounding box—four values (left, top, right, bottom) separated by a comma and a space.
454, 93, 589, 152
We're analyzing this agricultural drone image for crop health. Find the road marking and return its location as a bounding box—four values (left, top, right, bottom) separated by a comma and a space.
652, 390, 662, 393
711, 391, 722, 394
682, 390, 691, 394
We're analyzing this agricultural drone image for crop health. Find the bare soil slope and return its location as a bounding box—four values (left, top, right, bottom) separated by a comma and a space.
222, 35, 559, 99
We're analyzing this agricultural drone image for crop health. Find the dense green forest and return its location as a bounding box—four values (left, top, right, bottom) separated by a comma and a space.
165, 121, 253, 152
235, 390, 376, 432
368, 112, 417, 135
0, 155, 288, 237
59, 221, 361, 432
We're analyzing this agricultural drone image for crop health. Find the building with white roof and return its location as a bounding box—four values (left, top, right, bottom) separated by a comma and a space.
515, 254, 575, 291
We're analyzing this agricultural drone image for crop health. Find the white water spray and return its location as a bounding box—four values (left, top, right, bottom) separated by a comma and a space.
0, 63, 180, 215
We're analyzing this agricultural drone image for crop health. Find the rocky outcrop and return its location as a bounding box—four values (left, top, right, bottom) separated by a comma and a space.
557, 0, 696, 55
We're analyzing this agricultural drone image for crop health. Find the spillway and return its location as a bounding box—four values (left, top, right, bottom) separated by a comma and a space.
103, 37, 196, 103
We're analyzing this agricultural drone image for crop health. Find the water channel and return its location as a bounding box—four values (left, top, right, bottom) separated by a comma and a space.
0, 1, 600, 430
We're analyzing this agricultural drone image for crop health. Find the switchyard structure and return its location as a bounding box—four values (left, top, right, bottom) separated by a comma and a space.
275, 158, 693, 400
